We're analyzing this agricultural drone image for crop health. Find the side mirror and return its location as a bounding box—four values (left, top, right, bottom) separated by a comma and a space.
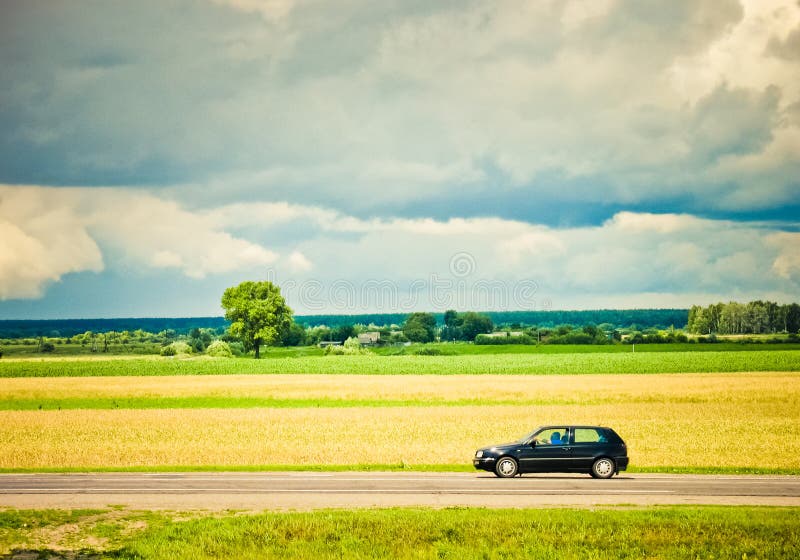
529, 440, 536, 448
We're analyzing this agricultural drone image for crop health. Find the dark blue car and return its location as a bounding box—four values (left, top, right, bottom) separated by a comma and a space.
473, 425, 629, 478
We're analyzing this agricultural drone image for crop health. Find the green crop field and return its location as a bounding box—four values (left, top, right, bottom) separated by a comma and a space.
3, 341, 799, 359
1, 349, 799, 377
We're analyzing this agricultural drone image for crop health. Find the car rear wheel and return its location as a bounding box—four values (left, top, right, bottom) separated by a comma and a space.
494, 457, 519, 478
590, 458, 615, 479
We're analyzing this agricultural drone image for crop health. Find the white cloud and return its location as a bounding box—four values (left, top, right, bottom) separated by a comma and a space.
768, 232, 800, 280
84, 189, 278, 279
0, 185, 278, 299
286, 251, 312, 273
1, 184, 797, 309
0, 187, 104, 299
199, 200, 800, 311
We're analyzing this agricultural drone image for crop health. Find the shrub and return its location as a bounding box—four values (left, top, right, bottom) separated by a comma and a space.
413, 347, 443, 355
325, 337, 370, 356
40, 341, 56, 353
228, 342, 245, 357
205, 340, 233, 358
0, 346, 3, 358
161, 341, 192, 357
695, 333, 719, 344
475, 334, 536, 345
549, 332, 596, 345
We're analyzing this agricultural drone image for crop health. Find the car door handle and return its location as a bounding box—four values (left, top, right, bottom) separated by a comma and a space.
561, 448, 571, 452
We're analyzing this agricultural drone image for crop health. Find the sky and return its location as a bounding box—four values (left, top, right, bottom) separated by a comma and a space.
0, 0, 799, 318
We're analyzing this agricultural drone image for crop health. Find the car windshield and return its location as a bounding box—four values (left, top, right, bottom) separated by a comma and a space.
517, 428, 541, 443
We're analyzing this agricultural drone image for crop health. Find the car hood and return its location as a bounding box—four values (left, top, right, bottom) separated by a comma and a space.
482, 442, 521, 453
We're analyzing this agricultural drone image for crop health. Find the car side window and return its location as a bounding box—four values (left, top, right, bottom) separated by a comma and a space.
534, 428, 570, 445
574, 428, 605, 443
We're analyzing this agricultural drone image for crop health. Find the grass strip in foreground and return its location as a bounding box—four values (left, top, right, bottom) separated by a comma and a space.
1, 507, 798, 559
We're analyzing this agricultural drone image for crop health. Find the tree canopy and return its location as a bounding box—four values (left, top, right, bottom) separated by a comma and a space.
403, 312, 437, 343
687, 301, 800, 335
458, 311, 494, 341
221, 281, 293, 358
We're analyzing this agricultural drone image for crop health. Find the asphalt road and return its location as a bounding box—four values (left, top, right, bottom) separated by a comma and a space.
1, 472, 799, 510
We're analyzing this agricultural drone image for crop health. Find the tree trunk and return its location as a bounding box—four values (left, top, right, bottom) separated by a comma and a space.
254, 338, 261, 359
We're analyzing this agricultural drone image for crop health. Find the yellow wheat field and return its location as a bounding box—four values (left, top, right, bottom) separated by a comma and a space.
2, 372, 798, 405
1, 400, 799, 469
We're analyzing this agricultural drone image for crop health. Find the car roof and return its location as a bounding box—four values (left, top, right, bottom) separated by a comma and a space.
537, 425, 612, 430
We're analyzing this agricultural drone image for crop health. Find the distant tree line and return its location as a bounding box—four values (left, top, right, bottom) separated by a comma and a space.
294, 309, 688, 330
687, 301, 800, 335
0, 317, 229, 339
0, 309, 689, 338
4, 293, 799, 358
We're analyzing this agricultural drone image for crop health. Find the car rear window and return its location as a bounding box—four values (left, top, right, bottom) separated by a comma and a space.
574, 428, 606, 443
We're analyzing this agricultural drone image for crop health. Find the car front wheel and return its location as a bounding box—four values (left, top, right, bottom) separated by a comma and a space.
495, 457, 519, 478
590, 458, 615, 479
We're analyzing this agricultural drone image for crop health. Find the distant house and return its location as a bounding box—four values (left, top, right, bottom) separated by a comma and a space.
357, 331, 381, 346
483, 331, 524, 338
319, 341, 342, 348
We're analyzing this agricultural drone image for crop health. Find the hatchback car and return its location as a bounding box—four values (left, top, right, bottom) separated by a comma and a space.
473, 425, 628, 478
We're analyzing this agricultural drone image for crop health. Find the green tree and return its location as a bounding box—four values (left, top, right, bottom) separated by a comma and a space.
458, 312, 494, 341
786, 303, 800, 333
441, 309, 463, 341
281, 322, 307, 346
403, 312, 437, 343
221, 281, 293, 358
332, 324, 356, 342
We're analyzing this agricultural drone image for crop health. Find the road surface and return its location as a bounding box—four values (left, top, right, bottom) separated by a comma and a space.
1, 472, 798, 510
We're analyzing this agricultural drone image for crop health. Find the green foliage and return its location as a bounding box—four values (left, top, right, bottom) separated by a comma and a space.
475, 334, 536, 345
189, 328, 214, 352
625, 330, 689, 344
227, 342, 245, 357
458, 311, 494, 341
280, 322, 307, 346
160, 342, 192, 357
294, 309, 690, 330
324, 337, 371, 355
440, 309, 462, 341
205, 340, 233, 358
548, 330, 605, 344
412, 347, 444, 355
221, 281, 293, 358
689, 301, 800, 335
403, 312, 437, 343
331, 324, 356, 342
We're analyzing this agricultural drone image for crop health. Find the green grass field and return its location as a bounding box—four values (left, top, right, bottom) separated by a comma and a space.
2, 349, 799, 377
1, 507, 798, 559
3, 341, 799, 359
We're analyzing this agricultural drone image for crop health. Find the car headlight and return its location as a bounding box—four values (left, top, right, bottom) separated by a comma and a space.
475, 450, 483, 458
